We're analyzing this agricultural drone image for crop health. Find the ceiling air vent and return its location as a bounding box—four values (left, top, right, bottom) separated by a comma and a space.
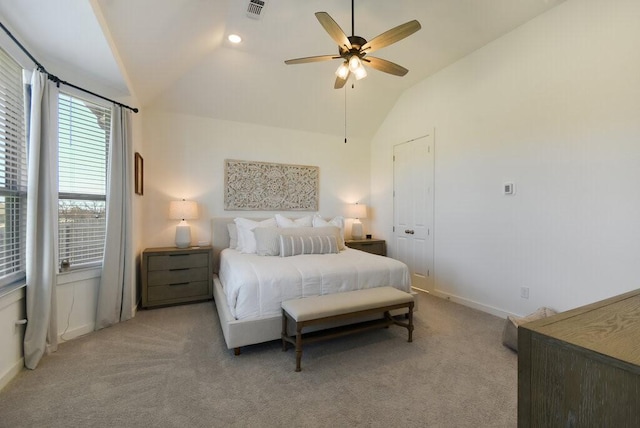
247, 0, 265, 19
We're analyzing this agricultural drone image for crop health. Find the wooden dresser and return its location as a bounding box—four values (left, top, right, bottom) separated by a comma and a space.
141, 246, 213, 308
518, 289, 640, 427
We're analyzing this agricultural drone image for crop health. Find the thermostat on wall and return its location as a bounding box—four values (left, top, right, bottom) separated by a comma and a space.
503, 182, 515, 195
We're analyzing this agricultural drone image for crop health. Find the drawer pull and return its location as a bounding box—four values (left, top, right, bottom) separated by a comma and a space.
170, 282, 190, 287
169, 268, 189, 272
169, 254, 190, 257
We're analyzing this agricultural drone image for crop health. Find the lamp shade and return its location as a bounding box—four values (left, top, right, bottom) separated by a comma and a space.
169, 200, 198, 220
346, 203, 367, 219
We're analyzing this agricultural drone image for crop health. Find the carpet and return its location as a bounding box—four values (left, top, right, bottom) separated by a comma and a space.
0, 292, 517, 427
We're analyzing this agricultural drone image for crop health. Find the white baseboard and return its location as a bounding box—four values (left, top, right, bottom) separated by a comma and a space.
430, 289, 511, 319
0, 357, 24, 392
58, 322, 94, 343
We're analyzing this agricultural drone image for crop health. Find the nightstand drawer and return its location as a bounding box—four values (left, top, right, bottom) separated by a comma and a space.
146, 280, 210, 303
147, 266, 209, 287
147, 253, 208, 271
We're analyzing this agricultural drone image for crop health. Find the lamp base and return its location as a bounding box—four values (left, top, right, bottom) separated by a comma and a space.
175, 223, 191, 248
351, 221, 364, 240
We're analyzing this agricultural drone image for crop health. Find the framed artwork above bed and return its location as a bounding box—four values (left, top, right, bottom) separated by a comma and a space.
224, 159, 319, 211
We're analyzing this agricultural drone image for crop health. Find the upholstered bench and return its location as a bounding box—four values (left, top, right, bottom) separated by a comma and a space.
281, 287, 414, 371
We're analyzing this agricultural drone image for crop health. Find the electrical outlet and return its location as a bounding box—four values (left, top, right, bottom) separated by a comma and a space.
520, 287, 529, 299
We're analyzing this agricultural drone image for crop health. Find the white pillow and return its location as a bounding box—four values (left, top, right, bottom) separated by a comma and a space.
312, 215, 345, 249
279, 235, 339, 257
275, 214, 313, 228
254, 227, 282, 256
234, 217, 277, 254
255, 226, 342, 256
227, 223, 238, 249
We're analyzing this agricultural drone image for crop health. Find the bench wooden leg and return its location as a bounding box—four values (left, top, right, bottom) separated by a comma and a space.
407, 303, 414, 343
388, 303, 415, 342
281, 309, 288, 351
295, 324, 303, 372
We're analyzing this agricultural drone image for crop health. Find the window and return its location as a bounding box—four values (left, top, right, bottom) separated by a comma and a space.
58, 93, 111, 270
0, 47, 27, 287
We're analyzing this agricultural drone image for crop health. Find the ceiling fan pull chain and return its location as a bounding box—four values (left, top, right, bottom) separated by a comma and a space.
344, 84, 347, 143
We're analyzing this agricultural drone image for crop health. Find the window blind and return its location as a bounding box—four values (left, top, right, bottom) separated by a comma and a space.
0, 47, 27, 286
58, 93, 110, 269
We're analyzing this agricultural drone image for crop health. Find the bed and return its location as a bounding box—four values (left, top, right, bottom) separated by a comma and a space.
211, 217, 414, 353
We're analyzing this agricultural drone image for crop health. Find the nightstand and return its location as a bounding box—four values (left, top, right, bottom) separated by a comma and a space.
141, 246, 213, 308
345, 239, 386, 256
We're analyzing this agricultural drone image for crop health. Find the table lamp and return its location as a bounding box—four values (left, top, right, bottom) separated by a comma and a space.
346, 203, 367, 240
169, 200, 198, 248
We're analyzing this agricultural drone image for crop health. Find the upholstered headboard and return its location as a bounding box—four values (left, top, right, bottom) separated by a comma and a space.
211, 217, 232, 273
211, 217, 267, 273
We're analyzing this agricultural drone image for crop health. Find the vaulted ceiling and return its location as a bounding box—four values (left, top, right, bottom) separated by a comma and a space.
0, 0, 564, 139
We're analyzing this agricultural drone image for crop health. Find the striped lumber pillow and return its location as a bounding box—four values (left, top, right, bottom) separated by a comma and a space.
279, 235, 339, 257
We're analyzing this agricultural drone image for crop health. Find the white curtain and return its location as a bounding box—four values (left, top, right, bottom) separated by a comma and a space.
95, 105, 134, 329
23, 71, 59, 369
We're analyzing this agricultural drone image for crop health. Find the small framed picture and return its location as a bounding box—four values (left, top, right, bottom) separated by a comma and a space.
135, 152, 144, 195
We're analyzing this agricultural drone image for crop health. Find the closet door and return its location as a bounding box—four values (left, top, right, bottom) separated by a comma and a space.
393, 134, 434, 293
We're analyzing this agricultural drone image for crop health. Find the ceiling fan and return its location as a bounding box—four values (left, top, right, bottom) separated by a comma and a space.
284, 0, 421, 89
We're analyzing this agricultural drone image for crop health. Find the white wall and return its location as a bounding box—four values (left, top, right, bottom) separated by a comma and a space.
131, 111, 146, 315
0, 288, 26, 390
140, 110, 371, 249
55, 270, 101, 341
372, 0, 640, 317
1, 269, 104, 392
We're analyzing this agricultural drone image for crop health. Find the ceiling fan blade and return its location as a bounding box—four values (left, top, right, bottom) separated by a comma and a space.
315, 12, 352, 50
361, 20, 421, 54
363, 57, 409, 76
285, 55, 339, 65
334, 72, 350, 89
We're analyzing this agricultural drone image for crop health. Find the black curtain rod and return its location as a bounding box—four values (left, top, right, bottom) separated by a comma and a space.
0, 21, 139, 113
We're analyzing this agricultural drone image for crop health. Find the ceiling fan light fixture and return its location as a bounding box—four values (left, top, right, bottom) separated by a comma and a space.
354, 66, 367, 80
348, 55, 362, 72
335, 62, 349, 79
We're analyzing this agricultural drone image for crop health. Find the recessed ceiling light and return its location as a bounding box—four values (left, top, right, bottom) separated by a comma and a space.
228, 34, 242, 44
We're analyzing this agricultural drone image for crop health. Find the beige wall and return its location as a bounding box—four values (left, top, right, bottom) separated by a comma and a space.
371, 0, 640, 317
140, 110, 371, 250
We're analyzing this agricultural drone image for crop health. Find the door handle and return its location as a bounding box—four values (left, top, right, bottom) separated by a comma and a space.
404, 229, 415, 235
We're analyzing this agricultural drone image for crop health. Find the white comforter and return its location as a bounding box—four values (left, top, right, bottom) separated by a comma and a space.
219, 248, 412, 320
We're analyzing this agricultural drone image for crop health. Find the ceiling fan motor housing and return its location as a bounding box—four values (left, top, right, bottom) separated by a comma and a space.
340, 35, 368, 58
